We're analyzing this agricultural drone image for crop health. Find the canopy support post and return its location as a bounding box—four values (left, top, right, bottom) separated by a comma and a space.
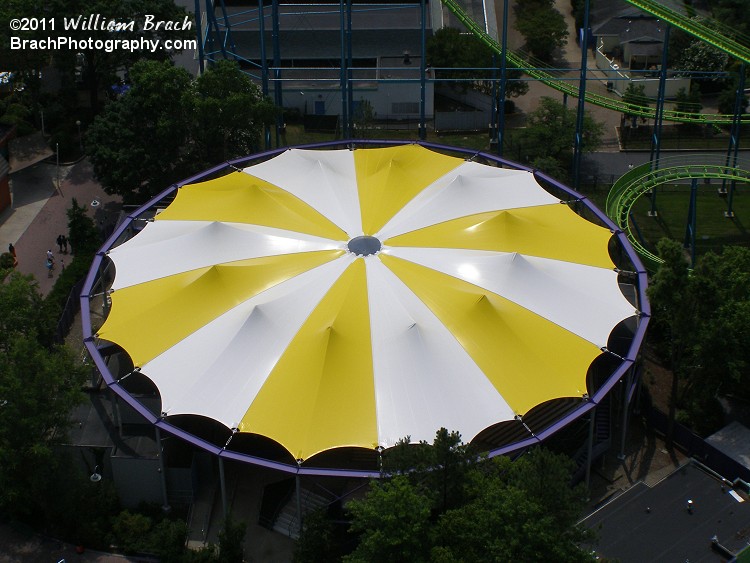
648, 24, 671, 216
496, 0, 509, 157
155, 426, 171, 512
572, 0, 590, 191
219, 456, 228, 519
419, 0, 427, 140
618, 367, 633, 460
295, 472, 303, 537
585, 405, 595, 490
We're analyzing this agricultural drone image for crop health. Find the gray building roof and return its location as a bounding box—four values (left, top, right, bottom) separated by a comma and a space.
583, 461, 750, 562
707, 421, 750, 471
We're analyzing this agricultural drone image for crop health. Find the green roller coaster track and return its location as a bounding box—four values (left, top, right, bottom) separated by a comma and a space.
605, 155, 750, 270
440, 0, 750, 124
623, 0, 750, 66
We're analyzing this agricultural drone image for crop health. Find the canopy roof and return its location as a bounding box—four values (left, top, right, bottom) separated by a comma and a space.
96, 143, 642, 463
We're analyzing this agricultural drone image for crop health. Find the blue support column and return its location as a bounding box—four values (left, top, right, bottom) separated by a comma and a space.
217, 0, 238, 58
649, 24, 671, 217
346, 0, 354, 139
572, 0, 591, 191
724, 63, 745, 218
272, 0, 283, 147
497, 0, 509, 156
491, 54, 497, 141
339, 0, 348, 139
205, 0, 227, 60
259, 0, 271, 148
419, 0, 427, 140
684, 178, 698, 267
194, 0, 205, 73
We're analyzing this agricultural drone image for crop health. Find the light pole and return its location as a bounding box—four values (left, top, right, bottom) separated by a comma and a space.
76, 120, 82, 153
55, 142, 62, 195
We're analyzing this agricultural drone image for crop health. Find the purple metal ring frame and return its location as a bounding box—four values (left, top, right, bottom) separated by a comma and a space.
81, 140, 650, 478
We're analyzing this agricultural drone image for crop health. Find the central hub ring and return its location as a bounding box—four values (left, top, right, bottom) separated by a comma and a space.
347, 235, 382, 256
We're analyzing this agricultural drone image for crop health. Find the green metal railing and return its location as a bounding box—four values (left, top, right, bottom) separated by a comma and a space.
605, 155, 750, 269
625, 0, 750, 65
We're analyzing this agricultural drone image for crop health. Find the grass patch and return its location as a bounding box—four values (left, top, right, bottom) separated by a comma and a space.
280, 124, 492, 152
628, 184, 750, 257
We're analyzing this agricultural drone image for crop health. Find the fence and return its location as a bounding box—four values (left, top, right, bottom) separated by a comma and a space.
53, 277, 85, 345
645, 406, 750, 484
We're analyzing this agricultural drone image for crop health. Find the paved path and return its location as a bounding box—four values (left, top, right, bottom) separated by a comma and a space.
0, 523, 145, 563
1, 158, 121, 296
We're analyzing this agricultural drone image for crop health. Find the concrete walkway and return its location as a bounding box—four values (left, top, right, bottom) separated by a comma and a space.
1, 157, 121, 296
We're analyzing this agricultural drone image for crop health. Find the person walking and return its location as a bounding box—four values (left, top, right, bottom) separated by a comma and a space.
56, 234, 64, 253
8, 243, 17, 267
45, 250, 55, 277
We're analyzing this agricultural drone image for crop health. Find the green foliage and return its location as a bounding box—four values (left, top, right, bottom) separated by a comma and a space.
436, 453, 593, 562
514, 0, 569, 62
426, 28, 528, 99
87, 60, 277, 204
86, 60, 193, 204
294, 508, 344, 563
648, 242, 750, 436
344, 475, 433, 563
0, 252, 15, 270
621, 83, 648, 121
217, 518, 246, 563
0, 273, 87, 519
192, 60, 277, 166
676, 40, 729, 84
299, 430, 593, 562
674, 84, 702, 117
717, 79, 748, 116
512, 97, 604, 179
67, 197, 102, 257
711, 0, 750, 37
0, 271, 53, 350
352, 99, 376, 138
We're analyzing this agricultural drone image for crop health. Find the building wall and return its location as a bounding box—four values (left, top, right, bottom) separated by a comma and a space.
0, 174, 10, 214
281, 80, 434, 120
112, 455, 164, 508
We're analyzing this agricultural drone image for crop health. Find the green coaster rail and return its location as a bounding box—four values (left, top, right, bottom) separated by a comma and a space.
605, 154, 750, 270
624, 0, 750, 66
440, 0, 750, 124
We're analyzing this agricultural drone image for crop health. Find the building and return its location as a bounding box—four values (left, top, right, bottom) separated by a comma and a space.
200, 0, 437, 123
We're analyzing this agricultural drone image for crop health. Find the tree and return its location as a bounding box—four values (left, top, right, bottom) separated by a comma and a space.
514, 0, 569, 63
87, 60, 277, 204
514, 97, 604, 179
86, 60, 193, 204
298, 430, 595, 562
344, 475, 433, 563
646, 239, 695, 444
711, 0, 750, 37
0, 273, 87, 520
717, 77, 748, 116
647, 242, 750, 437
217, 518, 246, 563
435, 451, 593, 562
673, 84, 703, 127
67, 197, 102, 257
426, 27, 529, 99
192, 61, 278, 167
621, 82, 649, 128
